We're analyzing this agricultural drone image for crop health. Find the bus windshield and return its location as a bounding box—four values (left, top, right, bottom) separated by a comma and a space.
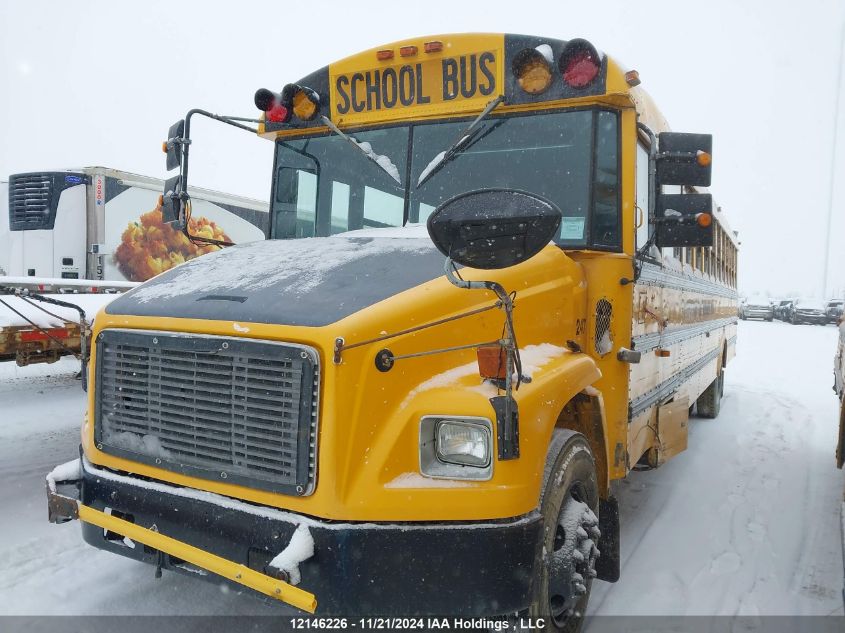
271, 108, 620, 249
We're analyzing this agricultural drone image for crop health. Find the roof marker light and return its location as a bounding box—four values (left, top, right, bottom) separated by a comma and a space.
424, 41, 443, 53
254, 88, 291, 123
559, 38, 601, 89
512, 48, 553, 94
400, 45, 418, 57
377, 49, 394, 61
292, 86, 321, 121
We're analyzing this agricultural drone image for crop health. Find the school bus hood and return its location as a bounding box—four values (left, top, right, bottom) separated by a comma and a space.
104, 234, 446, 326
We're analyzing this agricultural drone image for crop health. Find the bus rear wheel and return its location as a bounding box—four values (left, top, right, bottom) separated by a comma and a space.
529, 430, 599, 633
697, 366, 723, 418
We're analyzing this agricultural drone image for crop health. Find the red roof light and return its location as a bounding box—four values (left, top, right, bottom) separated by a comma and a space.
559, 39, 601, 89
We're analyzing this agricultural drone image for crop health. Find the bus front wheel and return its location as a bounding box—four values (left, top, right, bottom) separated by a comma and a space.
529, 430, 599, 633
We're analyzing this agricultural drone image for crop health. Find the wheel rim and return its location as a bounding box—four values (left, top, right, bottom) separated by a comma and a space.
547, 484, 600, 626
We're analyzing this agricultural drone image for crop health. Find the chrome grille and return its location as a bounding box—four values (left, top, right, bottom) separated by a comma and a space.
9, 173, 54, 230
95, 329, 319, 495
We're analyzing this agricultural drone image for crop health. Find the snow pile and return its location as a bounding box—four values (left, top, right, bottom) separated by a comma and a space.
128, 236, 436, 303
596, 330, 614, 356
46, 458, 81, 492
351, 140, 401, 183
268, 524, 314, 586
103, 431, 172, 459
535, 44, 554, 64
342, 223, 429, 239
519, 343, 569, 379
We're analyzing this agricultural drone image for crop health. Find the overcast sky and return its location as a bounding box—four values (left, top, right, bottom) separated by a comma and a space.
2, 0, 843, 298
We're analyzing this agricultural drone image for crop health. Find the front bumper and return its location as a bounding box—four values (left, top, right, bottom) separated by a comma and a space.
794, 312, 827, 324
48, 454, 543, 616
743, 308, 773, 319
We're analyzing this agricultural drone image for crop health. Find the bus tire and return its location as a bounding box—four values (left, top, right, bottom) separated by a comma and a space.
697, 366, 723, 418
529, 430, 599, 633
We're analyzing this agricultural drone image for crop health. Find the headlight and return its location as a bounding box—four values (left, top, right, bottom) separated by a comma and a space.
418, 416, 494, 481
435, 420, 491, 467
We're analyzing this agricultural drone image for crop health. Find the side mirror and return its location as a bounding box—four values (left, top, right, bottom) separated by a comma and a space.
426, 189, 562, 270
654, 193, 713, 247
164, 119, 186, 172
656, 132, 712, 187
161, 174, 186, 226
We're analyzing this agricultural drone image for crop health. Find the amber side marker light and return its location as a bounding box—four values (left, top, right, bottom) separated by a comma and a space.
161, 141, 168, 153
513, 48, 553, 94
696, 213, 713, 228
477, 345, 507, 380
696, 151, 712, 167
655, 349, 671, 358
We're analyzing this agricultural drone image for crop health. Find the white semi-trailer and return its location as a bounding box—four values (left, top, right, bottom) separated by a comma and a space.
2, 167, 268, 366
5, 166, 268, 282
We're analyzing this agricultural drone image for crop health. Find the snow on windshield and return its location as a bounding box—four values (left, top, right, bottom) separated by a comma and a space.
351, 139, 401, 184
417, 150, 447, 186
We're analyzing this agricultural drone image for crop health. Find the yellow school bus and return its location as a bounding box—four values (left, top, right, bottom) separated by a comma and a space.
47, 33, 738, 627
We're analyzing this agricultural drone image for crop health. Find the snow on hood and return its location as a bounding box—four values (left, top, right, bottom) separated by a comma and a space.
128, 234, 435, 303
106, 233, 447, 327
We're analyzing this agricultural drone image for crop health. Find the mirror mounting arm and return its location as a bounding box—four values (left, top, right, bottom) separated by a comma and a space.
165, 109, 260, 247
444, 258, 523, 459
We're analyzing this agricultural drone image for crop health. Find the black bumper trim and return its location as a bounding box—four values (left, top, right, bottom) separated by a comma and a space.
78, 458, 543, 615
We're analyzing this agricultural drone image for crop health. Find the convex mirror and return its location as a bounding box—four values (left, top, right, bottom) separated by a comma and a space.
427, 189, 562, 270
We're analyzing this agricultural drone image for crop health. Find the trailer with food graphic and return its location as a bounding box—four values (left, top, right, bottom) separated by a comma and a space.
4, 167, 268, 283
1, 168, 267, 366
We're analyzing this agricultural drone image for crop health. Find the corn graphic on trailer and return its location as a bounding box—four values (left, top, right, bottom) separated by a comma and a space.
47, 34, 738, 627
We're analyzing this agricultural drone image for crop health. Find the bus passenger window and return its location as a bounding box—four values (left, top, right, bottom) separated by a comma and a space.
592, 111, 620, 248
411, 202, 436, 224
363, 187, 403, 228
330, 181, 351, 234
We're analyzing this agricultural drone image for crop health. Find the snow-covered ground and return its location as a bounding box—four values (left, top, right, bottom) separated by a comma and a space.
591, 320, 845, 618
0, 321, 842, 617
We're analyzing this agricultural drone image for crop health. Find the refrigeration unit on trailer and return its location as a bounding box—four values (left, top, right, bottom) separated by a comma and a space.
5, 167, 269, 283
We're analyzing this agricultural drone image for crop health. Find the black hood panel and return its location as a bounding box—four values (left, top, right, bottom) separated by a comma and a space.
106, 235, 445, 327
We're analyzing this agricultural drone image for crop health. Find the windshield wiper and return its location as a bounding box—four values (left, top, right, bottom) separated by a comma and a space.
319, 115, 401, 184
416, 95, 505, 188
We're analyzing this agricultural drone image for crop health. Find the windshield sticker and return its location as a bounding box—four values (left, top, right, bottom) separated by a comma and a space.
560, 217, 586, 240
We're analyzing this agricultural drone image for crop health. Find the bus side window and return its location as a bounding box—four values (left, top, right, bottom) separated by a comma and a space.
592, 111, 620, 248
363, 187, 403, 229
330, 181, 351, 234
273, 168, 316, 238
635, 143, 650, 250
